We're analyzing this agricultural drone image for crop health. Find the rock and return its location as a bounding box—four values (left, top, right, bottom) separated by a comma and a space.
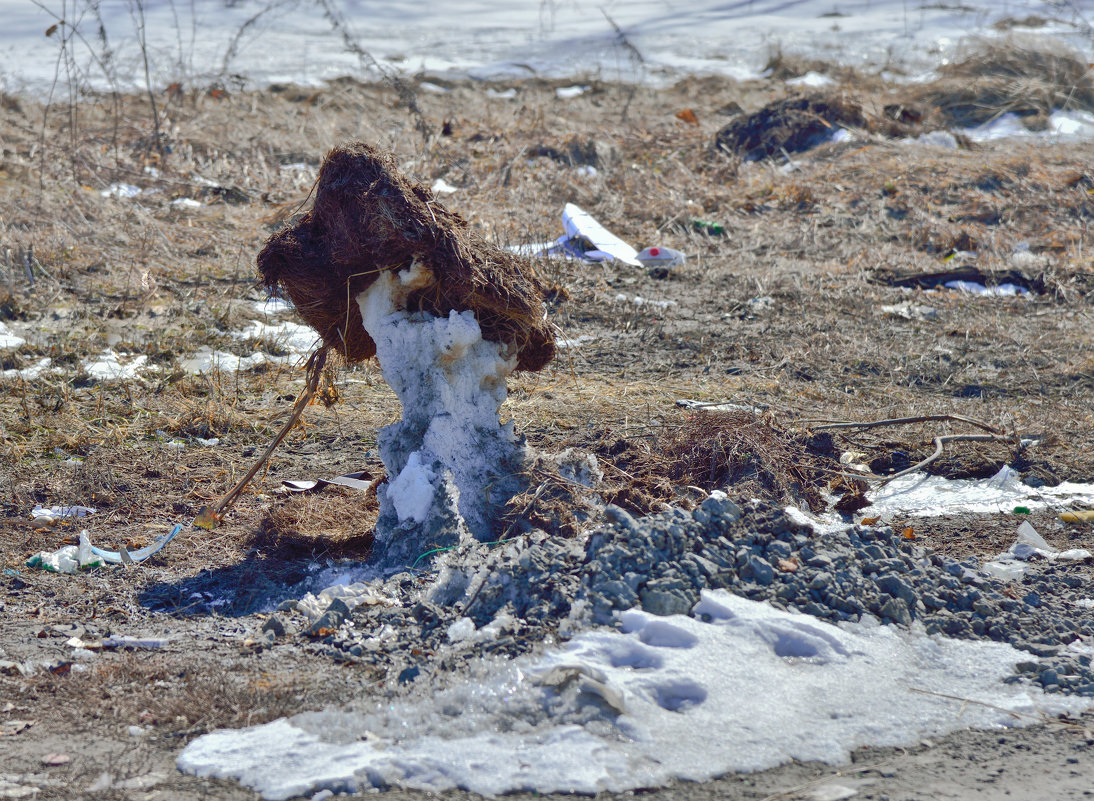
876, 574, 917, 607
748, 555, 775, 585
640, 578, 697, 616
261, 615, 288, 638
878, 597, 912, 625
307, 598, 351, 636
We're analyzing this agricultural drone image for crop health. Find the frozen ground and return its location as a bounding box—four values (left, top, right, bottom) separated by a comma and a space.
3, 0, 1092, 96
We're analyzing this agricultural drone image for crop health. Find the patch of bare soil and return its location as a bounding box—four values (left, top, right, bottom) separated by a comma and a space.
1, 54, 1093, 799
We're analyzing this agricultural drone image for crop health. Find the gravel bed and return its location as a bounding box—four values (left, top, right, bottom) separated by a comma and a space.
267, 495, 1094, 697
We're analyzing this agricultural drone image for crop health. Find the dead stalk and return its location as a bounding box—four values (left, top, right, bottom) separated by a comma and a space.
195, 348, 328, 528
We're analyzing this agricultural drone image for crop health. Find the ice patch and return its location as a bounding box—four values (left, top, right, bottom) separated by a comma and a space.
179, 590, 1088, 799
387, 452, 438, 524
357, 269, 526, 563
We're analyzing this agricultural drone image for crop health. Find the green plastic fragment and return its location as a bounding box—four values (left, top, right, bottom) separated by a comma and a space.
690, 218, 726, 236
1013, 506, 1031, 515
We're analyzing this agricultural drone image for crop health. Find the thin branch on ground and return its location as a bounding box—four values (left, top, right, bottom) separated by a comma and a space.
804, 414, 1004, 435
195, 348, 328, 528
879, 433, 1015, 485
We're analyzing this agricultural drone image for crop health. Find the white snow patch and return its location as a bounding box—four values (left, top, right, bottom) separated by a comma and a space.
556, 85, 589, 99
786, 71, 833, 87
179, 348, 269, 374
251, 297, 295, 315
82, 351, 150, 380
430, 178, 458, 195
5, 1, 1092, 99
0, 322, 25, 349
870, 466, 1094, 519
179, 590, 1088, 799
556, 335, 594, 349
1, 357, 52, 380
964, 110, 1094, 143
233, 320, 316, 355
387, 452, 437, 524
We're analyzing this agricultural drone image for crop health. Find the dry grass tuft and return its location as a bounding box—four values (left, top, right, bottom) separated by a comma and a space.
256, 487, 377, 558
913, 37, 1094, 127
22, 653, 327, 736
258, 141, 557, 372
624, 409, 828, 512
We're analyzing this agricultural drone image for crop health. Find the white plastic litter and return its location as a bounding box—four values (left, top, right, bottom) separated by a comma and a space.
635, 246, 686, 269
944, 280, 1030, 297
26, 531, 104, 574
430, 178, 458, 195
171, 197, 203, 209
982, 521, 1093, 580
291, 581, 396, 622
32, 504, 96, 524
561, 203, 642, 266
869, 466, 1094, 519
179, 590, 1088, 799
101, 183, 141, 198
89, 523, 184, 565
880, 302, 939, 321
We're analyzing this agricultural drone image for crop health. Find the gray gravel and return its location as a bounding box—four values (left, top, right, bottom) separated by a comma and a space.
273, 495, 1094, 697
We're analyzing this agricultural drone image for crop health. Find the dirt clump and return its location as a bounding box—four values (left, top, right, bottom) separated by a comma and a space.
257, 141, 556, 372
714, 92, 870, 160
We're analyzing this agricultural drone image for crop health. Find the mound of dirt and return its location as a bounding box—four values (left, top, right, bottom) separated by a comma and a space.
714, 92, 868, 161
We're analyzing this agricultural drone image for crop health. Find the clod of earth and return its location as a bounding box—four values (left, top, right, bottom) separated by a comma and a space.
258, 142, 557, 568
257, 141, 555, 373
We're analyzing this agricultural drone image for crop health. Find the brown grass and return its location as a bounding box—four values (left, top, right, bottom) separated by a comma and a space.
912, 37, 1094, 127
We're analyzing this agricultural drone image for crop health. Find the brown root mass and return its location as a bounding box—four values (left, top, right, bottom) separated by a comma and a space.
257, 141, 556, 372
